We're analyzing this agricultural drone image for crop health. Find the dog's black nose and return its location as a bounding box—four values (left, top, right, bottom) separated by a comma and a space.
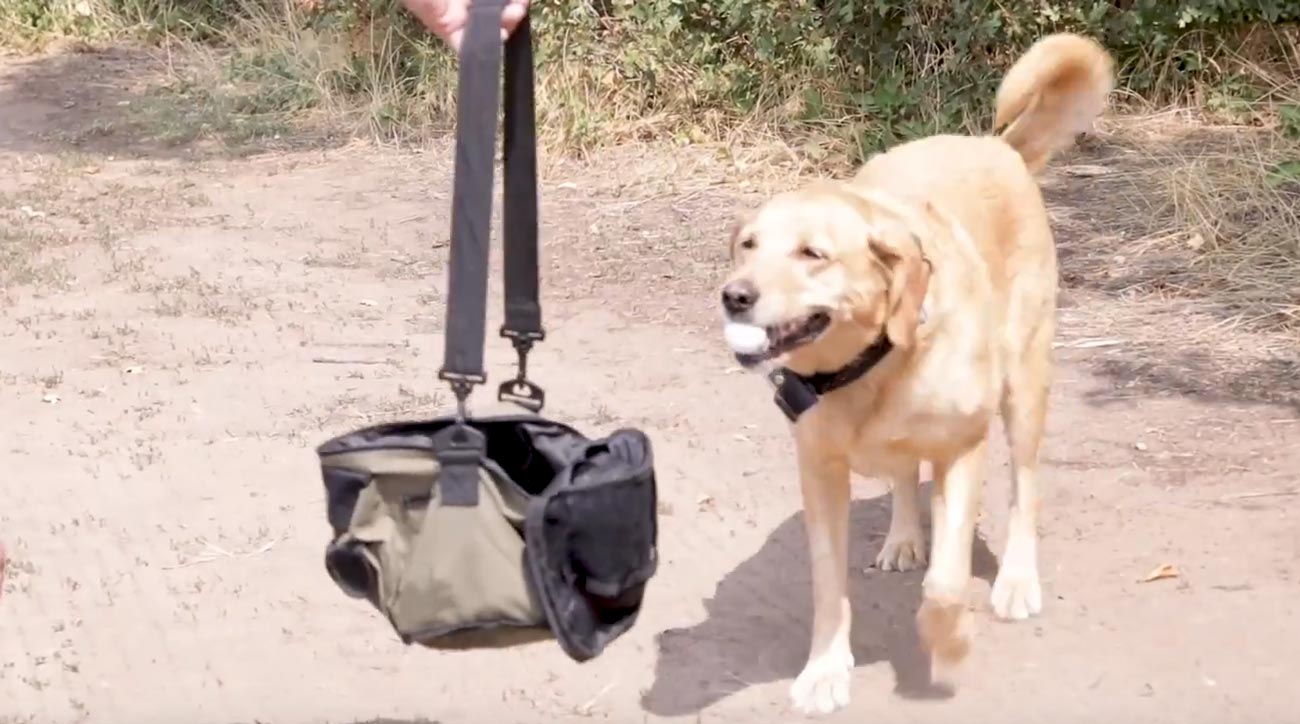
721, 280, 759, 315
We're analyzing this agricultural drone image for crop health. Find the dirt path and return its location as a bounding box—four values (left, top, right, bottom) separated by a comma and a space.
2, 49, 1298, 724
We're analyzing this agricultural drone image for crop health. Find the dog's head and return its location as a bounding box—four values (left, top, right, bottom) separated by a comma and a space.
719, 182, 933, 369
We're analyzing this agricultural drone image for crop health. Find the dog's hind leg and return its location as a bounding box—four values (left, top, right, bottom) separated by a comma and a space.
872, 456, 927, 572
990, 320, 1052, 620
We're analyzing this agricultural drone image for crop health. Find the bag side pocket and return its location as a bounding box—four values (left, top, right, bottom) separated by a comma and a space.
525, 429, 658, 662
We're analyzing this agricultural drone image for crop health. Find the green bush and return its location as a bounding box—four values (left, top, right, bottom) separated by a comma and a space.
3, 0, 1296, 157
522, 0, 1299, 153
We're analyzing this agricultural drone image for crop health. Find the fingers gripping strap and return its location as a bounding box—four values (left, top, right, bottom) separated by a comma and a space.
440, 0, 543, 387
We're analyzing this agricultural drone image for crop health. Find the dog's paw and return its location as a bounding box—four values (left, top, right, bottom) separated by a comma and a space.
990, 567, 1042, 621
790, 647, 854, 715
874, 529, 927, 572
917, 595, 973, 679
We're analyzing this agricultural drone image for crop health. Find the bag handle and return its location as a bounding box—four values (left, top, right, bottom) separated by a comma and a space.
430, 0, 542, 507
438, 0, 544, 418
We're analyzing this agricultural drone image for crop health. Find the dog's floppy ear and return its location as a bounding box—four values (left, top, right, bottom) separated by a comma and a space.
727, 220, 742, 262
864, 200, 938, 349
872, 235, 930, 348
726, 213, 755, 263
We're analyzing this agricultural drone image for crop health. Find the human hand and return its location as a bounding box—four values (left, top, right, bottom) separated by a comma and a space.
400, 0, 530, 53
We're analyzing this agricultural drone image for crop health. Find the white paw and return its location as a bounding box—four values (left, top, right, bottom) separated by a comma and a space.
874, 529, 927, 572
990, 567, 1043, 620
790, 647, 854, 715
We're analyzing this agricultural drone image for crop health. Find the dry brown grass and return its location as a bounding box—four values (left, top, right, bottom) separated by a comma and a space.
1038, 25, 1300, 343
1073, 119, 1300, 334
1160, 130, 1299, 328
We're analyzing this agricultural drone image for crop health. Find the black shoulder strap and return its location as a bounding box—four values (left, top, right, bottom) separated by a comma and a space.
437, 0, 545, 416
501, 15, 542, 343
497, 13, 546, 411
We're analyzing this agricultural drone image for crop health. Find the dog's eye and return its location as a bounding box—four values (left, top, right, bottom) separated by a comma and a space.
738, 237, 756, 251
799, 246, 827, 261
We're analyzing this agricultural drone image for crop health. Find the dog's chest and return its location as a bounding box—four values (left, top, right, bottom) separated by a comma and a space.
851, 344, 999, 458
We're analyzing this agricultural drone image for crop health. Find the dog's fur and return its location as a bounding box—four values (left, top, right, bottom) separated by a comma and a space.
718, 34, 1114, 714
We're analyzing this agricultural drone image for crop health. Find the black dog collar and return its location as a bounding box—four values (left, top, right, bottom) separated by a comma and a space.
767, 334, 894, 423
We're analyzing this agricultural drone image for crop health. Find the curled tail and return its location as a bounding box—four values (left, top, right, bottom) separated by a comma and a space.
995, 33, 1114, 173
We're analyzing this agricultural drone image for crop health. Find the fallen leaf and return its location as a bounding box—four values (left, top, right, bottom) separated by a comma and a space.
1133, 441, 1149, 452
1141, 563, 1180, 583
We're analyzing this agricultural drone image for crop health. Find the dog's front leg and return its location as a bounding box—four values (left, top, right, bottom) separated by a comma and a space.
917, 439, 987, 682
790, 444, 854, 715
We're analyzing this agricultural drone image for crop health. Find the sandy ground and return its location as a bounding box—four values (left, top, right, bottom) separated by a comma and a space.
2, 48, 1299, 724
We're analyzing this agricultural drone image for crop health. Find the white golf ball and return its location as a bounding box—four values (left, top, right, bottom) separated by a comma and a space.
724, 322, 769, 355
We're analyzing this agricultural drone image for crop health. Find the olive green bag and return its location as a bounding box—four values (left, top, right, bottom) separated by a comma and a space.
316, 5, 659, 663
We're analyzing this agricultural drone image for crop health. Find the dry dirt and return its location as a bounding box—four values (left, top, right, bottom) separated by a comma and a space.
2, 48, 1299, 724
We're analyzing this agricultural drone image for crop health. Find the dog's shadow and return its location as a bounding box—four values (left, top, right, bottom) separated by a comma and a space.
641, 491, 998, 717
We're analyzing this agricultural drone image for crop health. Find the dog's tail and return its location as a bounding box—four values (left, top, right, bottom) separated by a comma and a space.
994, 33, 1114, 174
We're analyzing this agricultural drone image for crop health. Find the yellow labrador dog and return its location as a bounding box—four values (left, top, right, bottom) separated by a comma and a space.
719, 34, 1113, 714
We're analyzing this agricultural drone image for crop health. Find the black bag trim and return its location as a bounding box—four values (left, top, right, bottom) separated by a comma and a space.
396, 617, 552, 649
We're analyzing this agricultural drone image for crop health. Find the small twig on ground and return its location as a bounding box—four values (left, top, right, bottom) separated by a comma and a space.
311, 356, 390, 365
162, 536, 283, 570
576, 680, 618, 717
1053, 337, 1125, 349
1217, 489, 1298, 502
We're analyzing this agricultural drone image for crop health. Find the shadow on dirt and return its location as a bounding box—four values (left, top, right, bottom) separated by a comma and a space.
0, 45, 343, 161
641, 493, 998, 717
1080, 347, 1300, 412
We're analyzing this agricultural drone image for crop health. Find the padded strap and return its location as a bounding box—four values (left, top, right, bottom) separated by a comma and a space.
439, 0, 543, 393
501, 15, 543, 343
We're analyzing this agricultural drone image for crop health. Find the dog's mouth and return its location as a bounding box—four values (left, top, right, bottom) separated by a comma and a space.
725, 311, 832, 368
